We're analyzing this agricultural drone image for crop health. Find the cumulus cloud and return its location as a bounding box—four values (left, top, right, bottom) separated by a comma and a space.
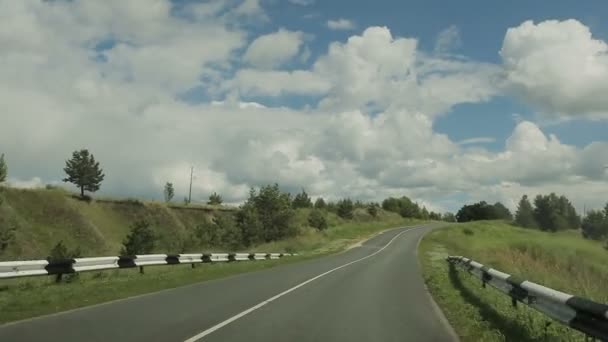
243, 29, 307, 69
314, 27, 502, 115
0, 2, 605, 214
327, 19, 356, 31
501, 19, 608, 119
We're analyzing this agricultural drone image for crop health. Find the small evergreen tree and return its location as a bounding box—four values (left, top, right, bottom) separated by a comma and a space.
336, 198, 354, 219
292, 189, 313, 208
367, 203, 380, 217
514, 195, 537, 228
314, 197, 327, 209
49, 241, 82, 259
208, 192, 223, 205
63, 149, 105, 198
163, 182, 174, 203
0, 153, 7, 183
308, 209, 328, 230
121, 220, 155, 255
581, 210, 608, 240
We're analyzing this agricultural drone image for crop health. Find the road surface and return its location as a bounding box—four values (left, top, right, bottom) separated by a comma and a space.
0, 223, 456, 341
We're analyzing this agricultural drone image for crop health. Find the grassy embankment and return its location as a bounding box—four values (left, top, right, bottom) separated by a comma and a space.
419, 221, 608, 341
0, 186, 422, 323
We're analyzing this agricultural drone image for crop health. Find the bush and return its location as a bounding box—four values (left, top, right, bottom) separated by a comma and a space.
49, 240, 82, 259
237, 184, 296, 245
314, 197, 326, 209
121, 220, 155, 255
462, 228, 474, 236
336, 198, 354, 219
308, 209, 328, 230
216, 213, 242, 250
0, 214, 17, 252
581, 210, 608, 240
208, 192, 223, 205
367, 203, 380, 217
292, 189, 312, 209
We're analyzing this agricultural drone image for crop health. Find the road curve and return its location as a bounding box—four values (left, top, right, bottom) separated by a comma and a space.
0, 223, 456, 342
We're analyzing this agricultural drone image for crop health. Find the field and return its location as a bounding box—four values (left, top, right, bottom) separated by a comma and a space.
419, 221, 608, 341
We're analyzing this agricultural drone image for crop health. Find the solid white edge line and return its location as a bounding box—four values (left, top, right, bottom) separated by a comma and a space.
183, 225, 424, 342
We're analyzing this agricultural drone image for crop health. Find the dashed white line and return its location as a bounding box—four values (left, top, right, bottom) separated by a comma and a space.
183, 225, 425, 342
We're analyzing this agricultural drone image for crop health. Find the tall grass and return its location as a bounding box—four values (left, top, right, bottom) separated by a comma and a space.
419, 221, 608, 341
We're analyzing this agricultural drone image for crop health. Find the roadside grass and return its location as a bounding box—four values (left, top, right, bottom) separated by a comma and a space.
0, 215, 421, 324
419, 221, 608, 341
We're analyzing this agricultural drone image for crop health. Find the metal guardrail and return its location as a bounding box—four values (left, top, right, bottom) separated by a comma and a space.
0, 252, 297, 280
447, 256, 608, 341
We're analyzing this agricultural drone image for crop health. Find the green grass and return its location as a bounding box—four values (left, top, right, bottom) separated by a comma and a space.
0, 187, 221, 259
0, 205, 421, 324
419, 221, 608, 341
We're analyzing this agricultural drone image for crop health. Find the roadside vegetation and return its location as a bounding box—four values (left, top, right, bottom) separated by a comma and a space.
0, 151, 430, 323
419, 221, 608, 341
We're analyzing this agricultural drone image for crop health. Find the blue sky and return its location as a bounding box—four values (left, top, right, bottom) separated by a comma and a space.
2, 0, 607, 213
174, 0, 608, 151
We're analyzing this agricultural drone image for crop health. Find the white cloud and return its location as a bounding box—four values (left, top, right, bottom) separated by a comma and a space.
327, 19, 356, 31
501, 19, 608, 119
314, 27, 501, 116
243, 29, 307, 69
0, 3, 605, 215
435, 25, 462, 53
458, 137, 496, 145
228, 69, 331, 96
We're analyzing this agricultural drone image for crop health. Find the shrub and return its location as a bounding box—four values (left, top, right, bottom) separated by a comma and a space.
208, 192, 223, 205
237, 184, 296, 245
581, 210, 608, 240
308, 209, 328, 230
314, 197, 326, 209
367, 203, 379, 218
0, 219, 16, 252
336, 198, 354, 219
49, 240, 82, 259
292, 189, 312, 208
462, 228, 474, 236
121, 220, 155, 255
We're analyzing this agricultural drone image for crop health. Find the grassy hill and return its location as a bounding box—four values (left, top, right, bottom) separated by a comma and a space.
0, 186, 237, 260
0, 186, 414, 260
419, 221, 608, 341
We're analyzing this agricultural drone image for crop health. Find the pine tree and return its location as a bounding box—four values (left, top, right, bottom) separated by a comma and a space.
208, 192, 223, 205
314, 197, 326, 209
515, 195, 537, 228
63, 149, 105, 198
163, 182, 174, 202
0, 153, 6, 183
292, 189, 312, 208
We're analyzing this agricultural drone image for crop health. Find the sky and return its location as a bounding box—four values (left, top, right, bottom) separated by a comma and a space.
1, 0, 608, 213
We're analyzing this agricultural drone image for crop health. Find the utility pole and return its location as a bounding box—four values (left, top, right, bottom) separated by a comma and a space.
188, 166, 193, 204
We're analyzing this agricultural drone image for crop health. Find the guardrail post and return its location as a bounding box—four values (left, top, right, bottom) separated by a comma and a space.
191, 263, 196, 269
55, 273, 63, 283
139, 266, 144, 274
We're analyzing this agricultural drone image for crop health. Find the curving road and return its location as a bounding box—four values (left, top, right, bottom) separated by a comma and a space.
0, 223, 456, 342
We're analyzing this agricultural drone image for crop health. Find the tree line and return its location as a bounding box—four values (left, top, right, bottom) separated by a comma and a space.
456, 193, 608, 245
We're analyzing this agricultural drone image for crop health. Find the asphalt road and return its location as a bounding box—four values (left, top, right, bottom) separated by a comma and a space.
0, 223, 456, 342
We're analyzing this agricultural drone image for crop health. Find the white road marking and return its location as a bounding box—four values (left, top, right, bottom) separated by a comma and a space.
183, 225, 425, 342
